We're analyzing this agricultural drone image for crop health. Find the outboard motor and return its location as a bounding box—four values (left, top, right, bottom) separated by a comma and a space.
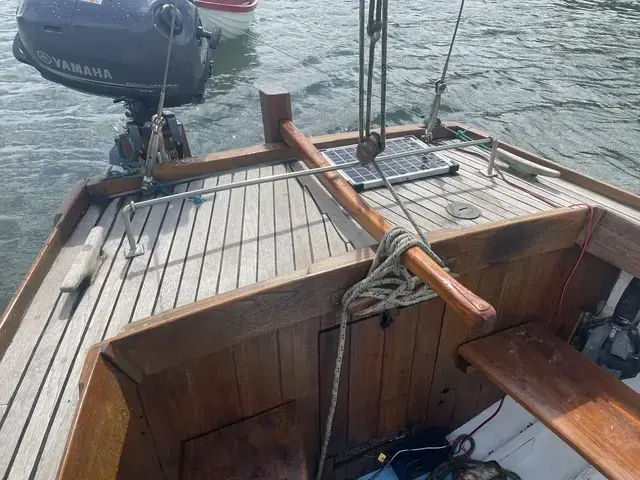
574, 277, 640, 379
13, 0, 221, 176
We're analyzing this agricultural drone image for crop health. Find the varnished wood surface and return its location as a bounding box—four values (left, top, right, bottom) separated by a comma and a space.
581, 210, 640, 279
4, 126, 640, 478
108, 207, 592, 376
280, 119, 497, 332
458, 322, 640, 480
56, 245, 619, 480
0, 166, 352, 479
57, 355, 162, 480
180, 402, 307, 480
85, 124, 427, 198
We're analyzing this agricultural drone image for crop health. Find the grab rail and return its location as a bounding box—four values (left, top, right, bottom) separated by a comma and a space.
121, 137, 492, 258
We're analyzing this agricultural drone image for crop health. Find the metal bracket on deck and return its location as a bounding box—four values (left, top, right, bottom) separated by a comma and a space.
122, 201, 145, 259
479, 139, 499, 177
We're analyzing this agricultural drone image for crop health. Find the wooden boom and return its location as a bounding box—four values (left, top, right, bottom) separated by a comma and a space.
278, 117, 497, 331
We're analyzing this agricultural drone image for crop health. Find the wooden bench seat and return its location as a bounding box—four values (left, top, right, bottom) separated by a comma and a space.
458, 322, 640, 480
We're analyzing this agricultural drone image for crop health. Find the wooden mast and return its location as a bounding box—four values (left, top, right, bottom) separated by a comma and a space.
259, 88, 497, 331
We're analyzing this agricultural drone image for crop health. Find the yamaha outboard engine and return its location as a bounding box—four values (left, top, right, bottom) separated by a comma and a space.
13, 0, 221, 177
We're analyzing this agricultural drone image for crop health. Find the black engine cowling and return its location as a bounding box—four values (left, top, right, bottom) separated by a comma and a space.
13, 0, 217, 110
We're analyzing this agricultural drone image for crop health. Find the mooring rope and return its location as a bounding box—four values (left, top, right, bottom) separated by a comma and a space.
315, 1, 454, 475
315, 227, 445, 480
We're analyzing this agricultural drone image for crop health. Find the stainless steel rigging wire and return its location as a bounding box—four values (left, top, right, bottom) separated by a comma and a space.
142, 2, 179, 193
424, 0, 466, 140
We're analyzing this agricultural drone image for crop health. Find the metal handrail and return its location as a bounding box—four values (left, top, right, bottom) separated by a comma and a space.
121, 137, 493, 257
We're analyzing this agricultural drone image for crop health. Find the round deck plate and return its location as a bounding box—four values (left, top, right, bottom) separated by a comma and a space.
446, 201, 481, 220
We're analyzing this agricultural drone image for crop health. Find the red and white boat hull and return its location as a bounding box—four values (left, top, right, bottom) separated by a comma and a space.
196, 0, 258, 39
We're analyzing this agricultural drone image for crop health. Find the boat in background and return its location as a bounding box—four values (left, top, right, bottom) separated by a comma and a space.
196, 0, 259, 39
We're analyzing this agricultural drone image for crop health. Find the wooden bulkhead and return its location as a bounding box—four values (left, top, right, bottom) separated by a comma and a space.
58, 203, 638, 480
1, 88, 639, 480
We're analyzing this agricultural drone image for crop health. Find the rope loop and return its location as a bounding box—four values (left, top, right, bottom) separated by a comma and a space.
315, 227, 445, 479
343, 227, 441, 318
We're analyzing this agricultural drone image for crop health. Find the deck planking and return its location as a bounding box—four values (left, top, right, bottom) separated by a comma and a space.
176, 176, 217, 307
1, 138, 639, 479
0, 164, 352, 479
0, 205, 106, 479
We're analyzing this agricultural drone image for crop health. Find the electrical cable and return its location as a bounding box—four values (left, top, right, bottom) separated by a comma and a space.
367, 395, 505, 480
367, 443, 451, 480
551, 203, 595, 325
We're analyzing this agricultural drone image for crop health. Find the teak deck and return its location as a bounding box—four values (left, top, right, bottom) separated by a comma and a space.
0, 89, 639, 480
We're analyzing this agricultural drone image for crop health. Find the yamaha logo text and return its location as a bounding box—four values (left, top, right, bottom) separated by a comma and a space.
36, 50, 113, 80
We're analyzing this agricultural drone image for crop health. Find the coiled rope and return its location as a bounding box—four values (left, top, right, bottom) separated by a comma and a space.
315, 227, 445, 480
315, 1, 454, 477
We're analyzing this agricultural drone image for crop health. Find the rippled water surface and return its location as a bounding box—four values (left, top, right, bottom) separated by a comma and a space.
1, 0, 639, 311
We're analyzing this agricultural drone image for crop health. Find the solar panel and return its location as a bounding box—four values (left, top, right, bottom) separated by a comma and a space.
321, 136, 459, 191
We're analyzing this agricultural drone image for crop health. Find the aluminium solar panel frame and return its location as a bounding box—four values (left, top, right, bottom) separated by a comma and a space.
321, 136, 459, 192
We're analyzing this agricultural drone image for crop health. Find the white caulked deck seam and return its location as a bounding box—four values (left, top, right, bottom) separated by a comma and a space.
177, 176, 218, 307
0, 205, 104, 478
8, 200, 125, 479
